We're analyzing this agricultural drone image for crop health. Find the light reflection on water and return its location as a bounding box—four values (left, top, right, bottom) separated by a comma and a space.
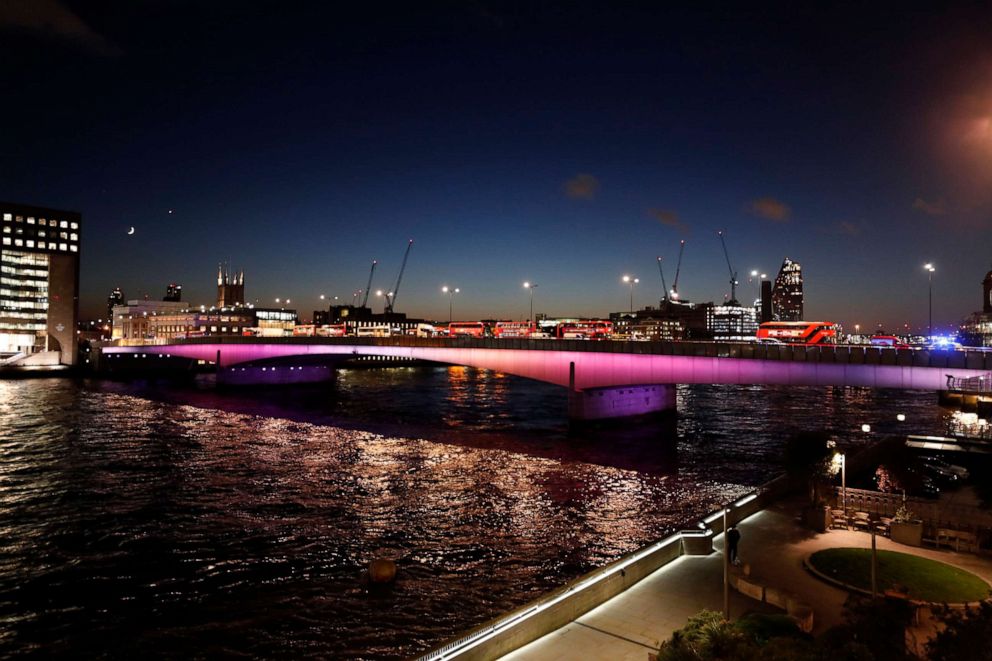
0, 369, 950, 658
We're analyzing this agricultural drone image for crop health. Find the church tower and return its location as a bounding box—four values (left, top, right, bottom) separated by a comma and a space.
216, 264, 245, 308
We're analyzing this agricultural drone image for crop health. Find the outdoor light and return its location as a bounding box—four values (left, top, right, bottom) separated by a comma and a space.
861, 424, 871, 433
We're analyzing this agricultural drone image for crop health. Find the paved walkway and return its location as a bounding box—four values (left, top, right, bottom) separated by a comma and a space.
501, 499, 992, 660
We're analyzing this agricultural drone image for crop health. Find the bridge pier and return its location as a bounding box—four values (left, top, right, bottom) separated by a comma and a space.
567, 384, 677, 423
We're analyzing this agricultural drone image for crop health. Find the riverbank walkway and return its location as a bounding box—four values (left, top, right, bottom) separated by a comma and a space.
500, 497, 992, 660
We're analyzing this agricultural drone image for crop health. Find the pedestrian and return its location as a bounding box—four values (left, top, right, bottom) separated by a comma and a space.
727, 525, 741, 566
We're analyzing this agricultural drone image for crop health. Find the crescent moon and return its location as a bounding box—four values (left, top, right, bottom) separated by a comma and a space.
127, 227, 135, 235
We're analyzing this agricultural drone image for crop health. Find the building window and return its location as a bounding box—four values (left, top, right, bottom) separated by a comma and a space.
2, 226, 9, 234
70, 245, 77, 252
2, 213, 10, 221
2, 238, 10, 246
25, 240, 34, 248
14, 239, 22, 247
59, 232, 68, 240
70, 233, 77, 241
26, 217, 35, 225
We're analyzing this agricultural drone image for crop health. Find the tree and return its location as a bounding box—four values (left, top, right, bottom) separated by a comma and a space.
927, 601, 992, 661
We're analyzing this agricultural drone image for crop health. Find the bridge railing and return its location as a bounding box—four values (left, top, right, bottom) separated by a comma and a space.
103, 336, 992, 372
946, 372, 992, 394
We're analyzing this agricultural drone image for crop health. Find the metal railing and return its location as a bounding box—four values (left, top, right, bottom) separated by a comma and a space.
946, 372, 992, 394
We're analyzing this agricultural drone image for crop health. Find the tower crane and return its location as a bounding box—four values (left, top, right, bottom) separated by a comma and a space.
656, 256, 669, 303
360, 259, 377, 308
671, 239, 686, 301
385, 239, 414, 314
717, 231, 739, 304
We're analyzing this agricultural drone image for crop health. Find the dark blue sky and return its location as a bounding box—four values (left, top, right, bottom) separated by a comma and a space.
2, 2, 991, 330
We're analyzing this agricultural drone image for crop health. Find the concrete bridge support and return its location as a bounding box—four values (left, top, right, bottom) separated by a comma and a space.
217, 364, 336, 386
567, 384, 677, 422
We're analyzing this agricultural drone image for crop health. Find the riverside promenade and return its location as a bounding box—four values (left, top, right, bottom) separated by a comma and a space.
500, 498, 992, 660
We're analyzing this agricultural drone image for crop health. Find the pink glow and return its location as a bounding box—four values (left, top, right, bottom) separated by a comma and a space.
102, 343, 987, 391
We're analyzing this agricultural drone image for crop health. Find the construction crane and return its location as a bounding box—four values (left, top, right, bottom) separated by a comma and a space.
717, 231, 739, 304
360, 259, 377, 308
385, 239, 414, 314
656, 256, 669, 303
671, 239, 686, 301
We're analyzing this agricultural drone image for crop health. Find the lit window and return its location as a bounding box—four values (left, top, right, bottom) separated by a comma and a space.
14, 239, 22, 246
2, 213, 10, 221
15, 216, 23, 222
70, 245, 78, 252
26, 240, 34, 248
70, 233, 77, 241
38, 231, 45, 237
2, 238, 10, 246
26, 217, 35, 224
60, 221, 68, 228
48, 242, 57, 249
70, 222, 78, 229
59, 232, 68, 240
2, 227, 8, 234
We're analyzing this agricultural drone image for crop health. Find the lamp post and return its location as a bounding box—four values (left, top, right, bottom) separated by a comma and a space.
723, 507, 730, 620
622, 275, 639, 314
924, 263, 935, 341
442, 286, 459, 323
523, 282, 538, 321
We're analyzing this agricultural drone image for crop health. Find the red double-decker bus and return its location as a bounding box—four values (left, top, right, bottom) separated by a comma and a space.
448, 321, 489, 338
555, 320, 613, 340
756, 321, 838, 345
494, 321, 536, 338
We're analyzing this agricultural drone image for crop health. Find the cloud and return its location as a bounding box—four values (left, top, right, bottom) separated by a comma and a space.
747, 197, 791, 222
563, 173, 600, 200
648, 208, 688, 233
912, 197, 948, 216
0, 0, 120, 56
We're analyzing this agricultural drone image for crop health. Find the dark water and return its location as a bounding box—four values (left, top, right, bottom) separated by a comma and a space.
0, 368, 950, 658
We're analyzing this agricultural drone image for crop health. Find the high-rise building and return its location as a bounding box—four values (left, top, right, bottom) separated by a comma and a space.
216, 265, 244, 308
771, 258, 803, 321
107, 287, 125, 320
1, 202, 80, 365
164, 283, 182, 302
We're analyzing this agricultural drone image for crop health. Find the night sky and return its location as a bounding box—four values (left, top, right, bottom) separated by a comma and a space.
2, 2, 991, 330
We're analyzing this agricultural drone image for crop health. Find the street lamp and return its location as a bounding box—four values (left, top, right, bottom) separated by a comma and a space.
376, 289, 394, 312
523, 282, 538, 321
442, 285, 460, 323
924, 263, 935, 341
622, 275, 639, 314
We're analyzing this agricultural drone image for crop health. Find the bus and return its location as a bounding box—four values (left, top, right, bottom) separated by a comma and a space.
448, 321, 488, 338
292, 324, 316, 337
756, 321, 838, 345
869, 335, 911, 349
494, 321, 537, 338
316, 324, 348, 337
356, 325, 391, 337
555, 320, 613, 340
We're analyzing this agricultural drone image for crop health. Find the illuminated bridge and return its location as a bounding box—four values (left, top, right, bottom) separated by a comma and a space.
101, 337, 992, 421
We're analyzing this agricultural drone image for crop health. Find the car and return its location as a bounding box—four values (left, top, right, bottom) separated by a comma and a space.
919, 455, 970, 480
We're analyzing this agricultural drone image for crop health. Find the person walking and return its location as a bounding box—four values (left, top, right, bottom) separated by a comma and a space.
727, 525, 741, 566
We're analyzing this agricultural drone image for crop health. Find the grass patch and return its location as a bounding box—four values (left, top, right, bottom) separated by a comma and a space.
809, 548, 991, 603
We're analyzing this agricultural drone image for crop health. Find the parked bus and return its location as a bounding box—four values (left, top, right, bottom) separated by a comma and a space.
292, 324, 316, 337
494, 321, 537, 338
756, 321, 838, 345
448, 321, 488, 338
555, 320, 613, 340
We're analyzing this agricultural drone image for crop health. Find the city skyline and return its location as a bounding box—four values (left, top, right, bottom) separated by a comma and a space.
2, 3, 991, 328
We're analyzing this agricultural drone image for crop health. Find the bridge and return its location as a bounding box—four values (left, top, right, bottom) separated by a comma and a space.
100, 337, 992, 421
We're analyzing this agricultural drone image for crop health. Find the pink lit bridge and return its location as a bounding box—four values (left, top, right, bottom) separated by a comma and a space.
101, 337, 992, 421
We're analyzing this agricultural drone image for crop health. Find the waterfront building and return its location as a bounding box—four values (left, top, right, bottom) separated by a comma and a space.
771, 258, 803, 321
164, 283, 183, 302
1, 202, 80, 365
705, 303, 758, 341
960, 268, 992, 347
324, 303, 426, 335
111, 299, 192, 341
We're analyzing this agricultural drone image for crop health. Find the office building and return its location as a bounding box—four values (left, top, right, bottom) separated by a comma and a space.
705, 303, 758, 341
164, 283, 183, 302
107, 287, 125, 320
961, 268, 992, 347
771, 258, 803, 321
1, 202, 80, 365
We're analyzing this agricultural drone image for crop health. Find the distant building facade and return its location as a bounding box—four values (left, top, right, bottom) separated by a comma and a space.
217, 266, 244, 308
164, 283, 183, 302
961, 269, 992, 347
705, 303, 758, 341
107, 287, 125, 320
771, 258, 803, 321
1, 202, 80, 364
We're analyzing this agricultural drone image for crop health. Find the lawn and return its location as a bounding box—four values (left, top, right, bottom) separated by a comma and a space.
808, 548, 991, 603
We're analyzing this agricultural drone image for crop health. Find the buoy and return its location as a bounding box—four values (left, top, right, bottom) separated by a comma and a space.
368, 558, 397, 584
